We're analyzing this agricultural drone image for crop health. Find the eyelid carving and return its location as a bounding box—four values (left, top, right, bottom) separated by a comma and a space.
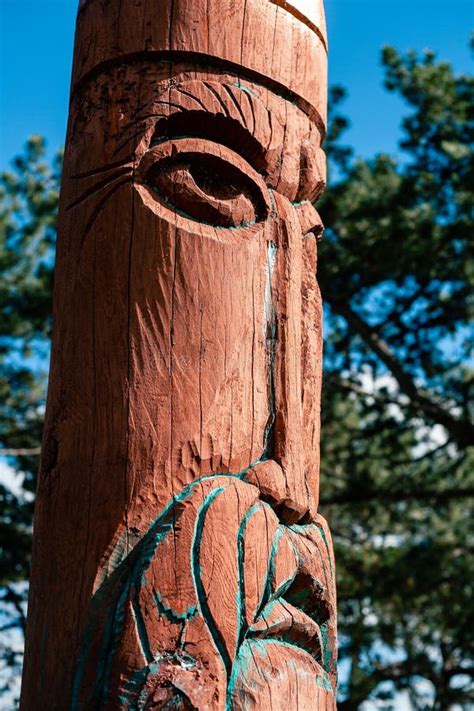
136, 138, 272, 229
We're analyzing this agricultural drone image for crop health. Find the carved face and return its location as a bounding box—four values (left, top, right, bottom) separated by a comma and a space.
59, 62, 335, 710
61, 63, 325, 526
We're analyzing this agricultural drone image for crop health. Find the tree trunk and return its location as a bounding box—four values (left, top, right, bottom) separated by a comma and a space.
20, 1, 336, 708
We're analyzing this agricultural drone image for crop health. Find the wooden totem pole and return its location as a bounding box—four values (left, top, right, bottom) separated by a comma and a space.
21, 1, 336, 708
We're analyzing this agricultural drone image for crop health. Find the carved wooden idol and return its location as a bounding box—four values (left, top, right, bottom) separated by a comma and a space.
20, 1, 336, 709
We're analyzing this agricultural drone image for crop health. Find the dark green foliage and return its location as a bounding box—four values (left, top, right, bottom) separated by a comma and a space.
0, 49, 472, 709
0, 136, 61, 702
318, 47, 473, 709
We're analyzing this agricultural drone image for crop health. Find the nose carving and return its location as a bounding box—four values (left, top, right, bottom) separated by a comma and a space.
295, 199, 324, 239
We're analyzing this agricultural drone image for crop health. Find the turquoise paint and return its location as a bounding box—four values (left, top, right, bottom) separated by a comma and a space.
152, 589, 197, 624
287, 523, 336, 676
251, 597, 279, 624
143, 473, 240, 535
118, 664, 154, 710
236, 503, 261, 647
93, 572, 135, 707
256, 526, 284, 618
270, 531, 298, 600
315, 665, 334, 693
191, 486, 232, 675
316, 524, 329, 549
226, 650, 248, 706
249, 638, 334, 692
71, 500, 180, 708
226, 639, 256, 710
73, 472, 335, 708
248, 595, 323, 665
232, 81, 257, 97
272, 571, 297, 600
73, 469, 227, 708
320, 621, 335, 674
118, 656, 199, 711
131, 584, 154, 664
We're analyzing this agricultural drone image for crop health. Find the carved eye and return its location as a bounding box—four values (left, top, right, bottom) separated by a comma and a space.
137, 139, 270, 228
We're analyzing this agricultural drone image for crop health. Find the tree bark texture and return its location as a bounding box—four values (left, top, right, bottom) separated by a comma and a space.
21, 1, 336, 709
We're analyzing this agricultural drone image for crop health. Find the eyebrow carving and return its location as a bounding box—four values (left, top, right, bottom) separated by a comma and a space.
68, 78, 321, 201
147, 80, 281, 174
150, 112, 269, 174
221, 83, 249, 131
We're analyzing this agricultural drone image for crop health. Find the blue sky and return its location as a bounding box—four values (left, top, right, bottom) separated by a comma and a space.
0, 0, 472, 169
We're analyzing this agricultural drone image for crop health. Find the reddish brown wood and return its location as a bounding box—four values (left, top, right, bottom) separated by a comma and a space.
20, 1, 336, 709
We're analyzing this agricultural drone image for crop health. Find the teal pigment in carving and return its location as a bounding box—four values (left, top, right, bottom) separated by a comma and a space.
232, 81, 257, 96
71, 474, 335, 708
191, 486, 231, 675
236, 503, 261, 647
152, 589, 198, 624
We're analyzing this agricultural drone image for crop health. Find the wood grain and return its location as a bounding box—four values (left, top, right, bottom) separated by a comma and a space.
20, 1, 336, 709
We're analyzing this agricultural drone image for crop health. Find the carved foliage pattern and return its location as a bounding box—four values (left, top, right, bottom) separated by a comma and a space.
72, 474, 336, 710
